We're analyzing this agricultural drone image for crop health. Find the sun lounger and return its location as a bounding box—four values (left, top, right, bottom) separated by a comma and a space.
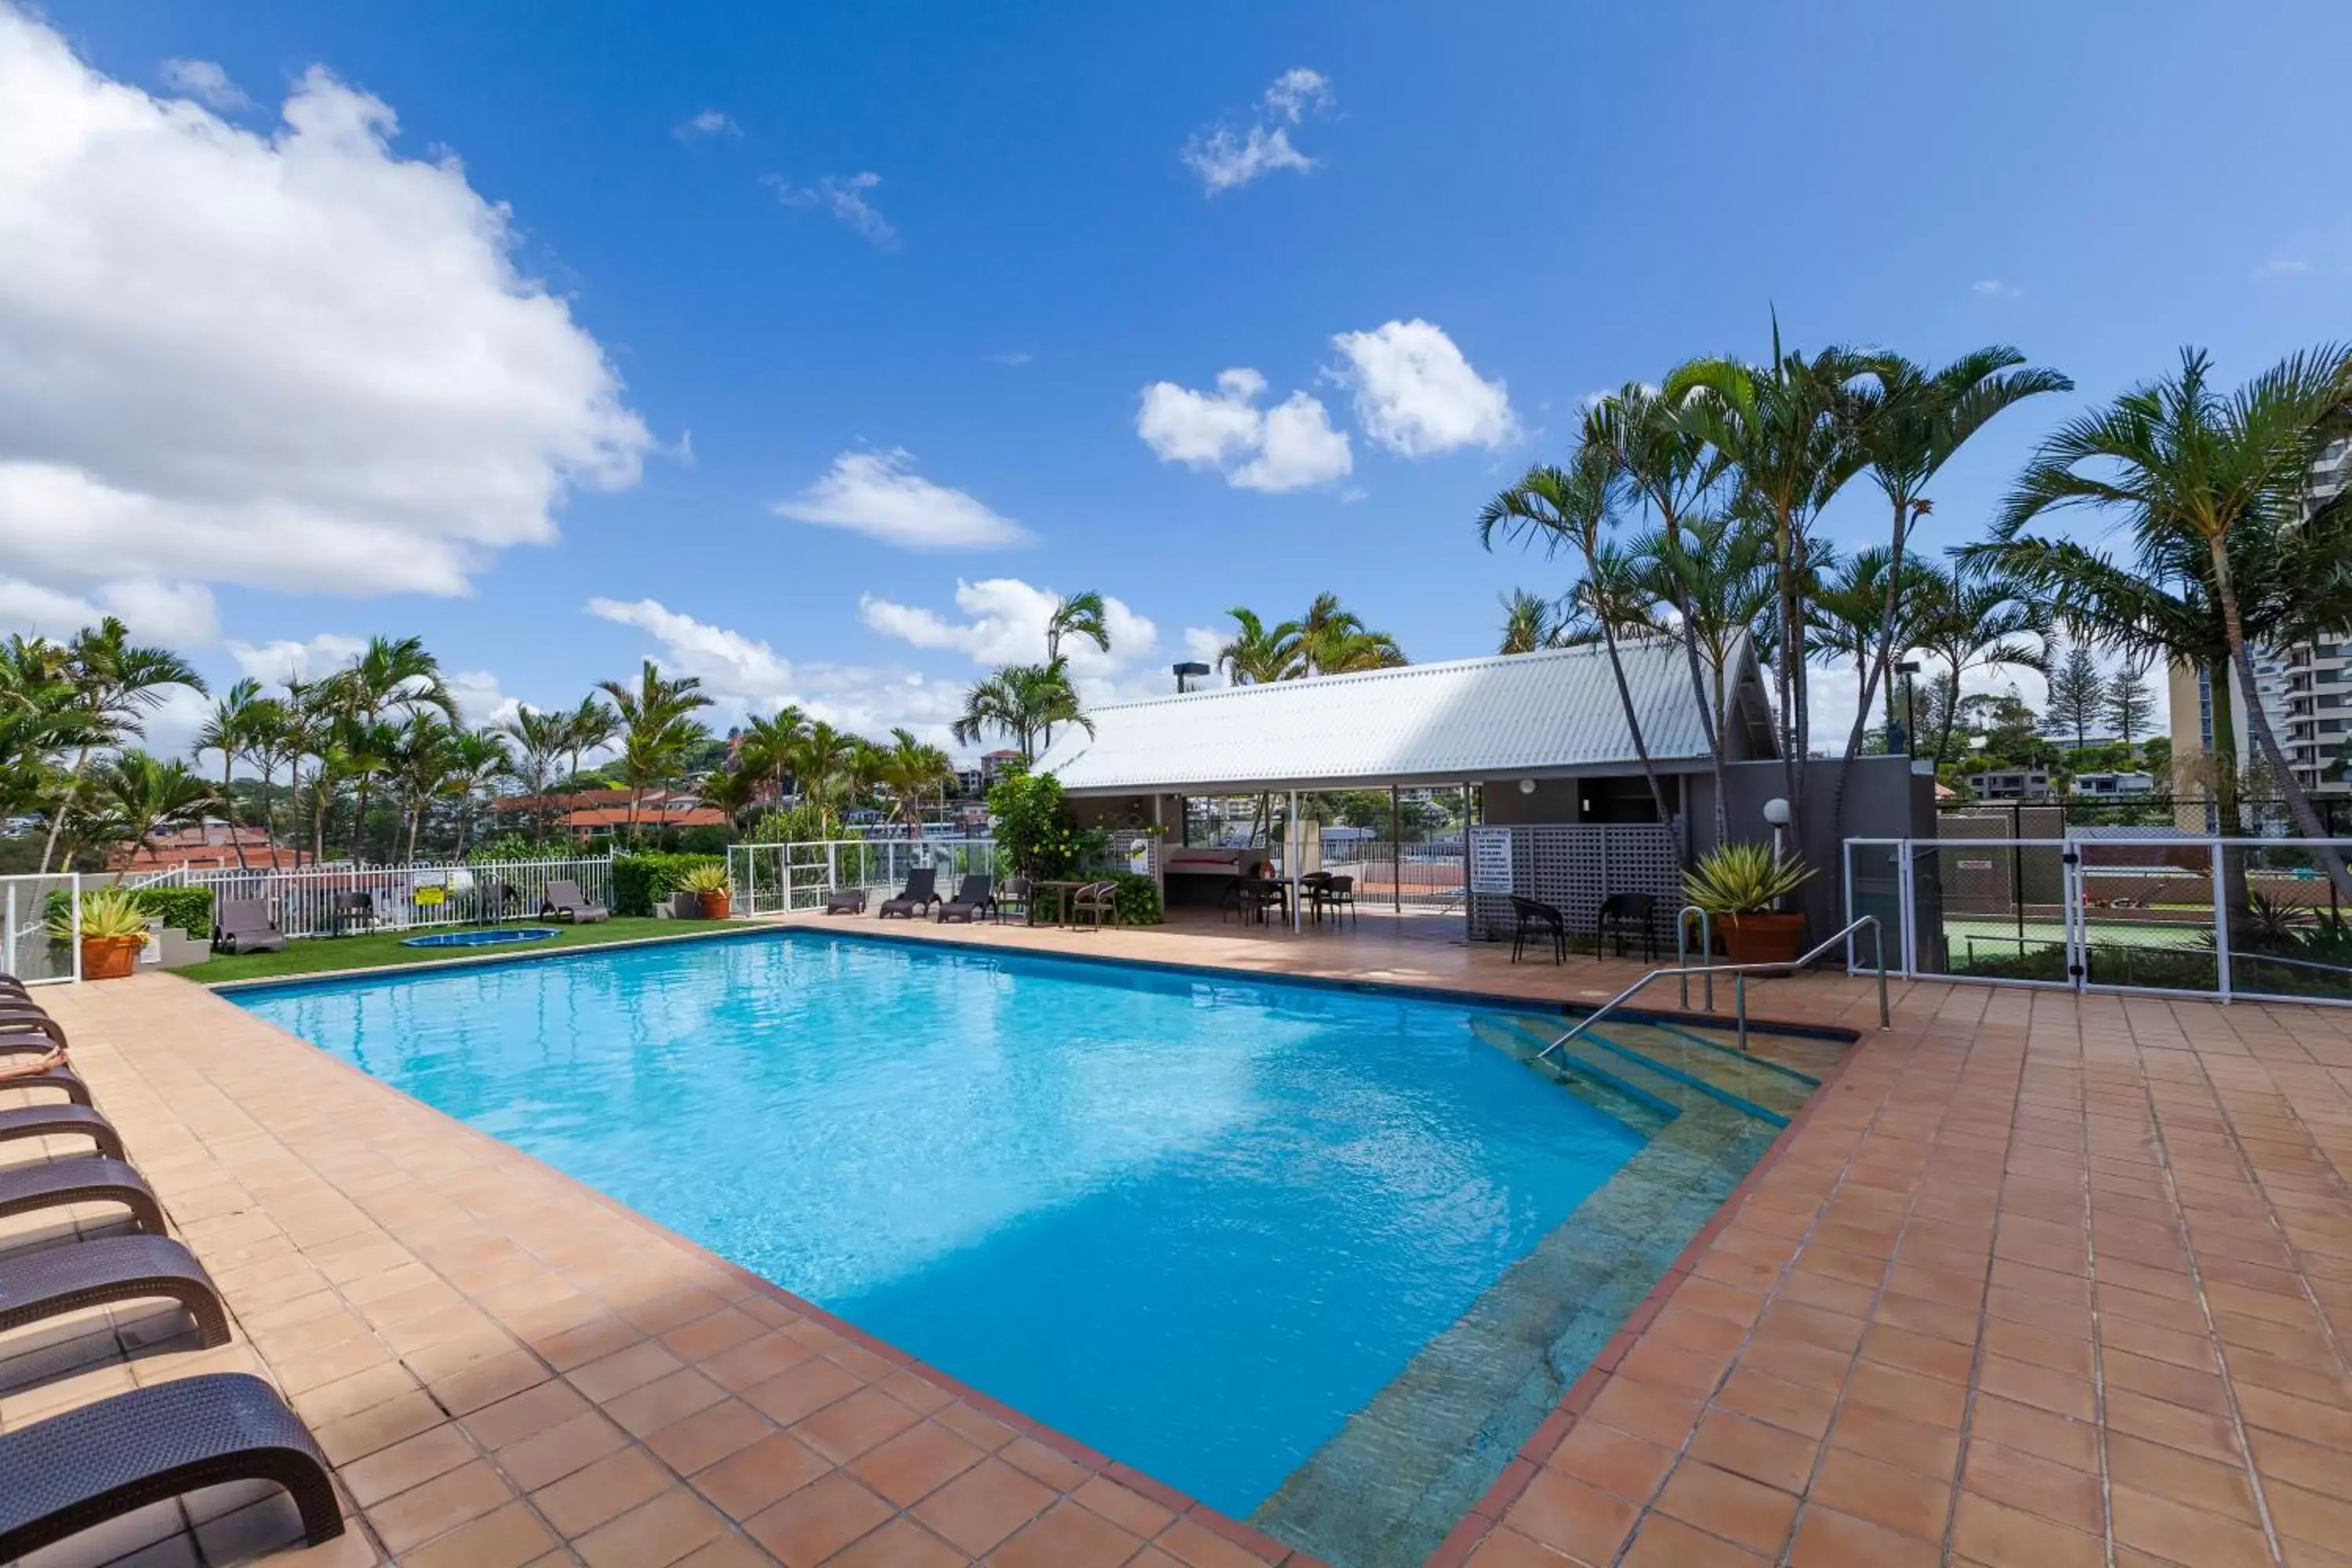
937, 875, 994, 924
0, 1062, 92, 1108
823, 887, 869, 915
0, 1232, 230, 1348
0, 1371, 343, 1560
877, 867, 938, 920
540, 880, 609, 924
0, 1007, 66, 1047
0, 1156, 166, 1238
0, 1104, 123, 1161
211, 898, 287, 955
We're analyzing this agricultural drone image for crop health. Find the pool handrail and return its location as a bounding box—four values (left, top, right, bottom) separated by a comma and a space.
1675, 905, 1714, 1012
1537, 915, 1891, 1062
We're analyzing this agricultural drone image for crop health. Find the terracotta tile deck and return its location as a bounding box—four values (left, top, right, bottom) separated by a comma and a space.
8, 913, 2352, 1567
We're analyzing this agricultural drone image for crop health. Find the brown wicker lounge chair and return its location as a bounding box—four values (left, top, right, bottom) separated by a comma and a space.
0, 1233, 230, 1348
878, 867, 938, 919
0, 1372, 343, 1559
1070, 880, 1119, 931
540, 880, 609, 924
937, 875, 994, 924
0, 1156, 167, 1239
0, 1103, 124, 1161
211, 898, 287, 955
0, 1007, 66, 1047
823, 887, 869, 915
0, 1062, 92, 1107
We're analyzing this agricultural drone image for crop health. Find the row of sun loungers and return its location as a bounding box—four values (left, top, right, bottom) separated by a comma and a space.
826, 869, 1123, 928
0, 978, 345, 1560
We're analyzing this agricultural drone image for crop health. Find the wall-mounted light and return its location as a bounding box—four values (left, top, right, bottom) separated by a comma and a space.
1518, 779, 1536, 795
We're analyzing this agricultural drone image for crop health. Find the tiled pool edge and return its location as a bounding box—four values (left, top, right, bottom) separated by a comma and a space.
1420, 1019, 1872, 1567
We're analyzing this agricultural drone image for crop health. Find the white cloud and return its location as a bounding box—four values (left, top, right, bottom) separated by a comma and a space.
158, 57, 248, 111
0, 575, 216, 644
989, 350, 1034, 367
1971, 278, 2022, 300
0, 13, 651, 610
859, 579, 1157, 681
1182, 67, 1333, 194
1181, 626, 1229, 688
775, 450, 1031, 550
1330, 319, 1516, 456
1136, 369, 1352, 492
445, 668, 521, 729
673, 108, 739, 141
768, 171, 897, 248
224, 633, 368, 685
586, 597, 793, 696
2255, 259, 2310, 280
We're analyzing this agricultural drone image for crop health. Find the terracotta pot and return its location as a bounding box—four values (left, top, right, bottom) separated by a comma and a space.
698, 890, 731, 920
1719, 912, 1804, 965
81, 935, 144, 981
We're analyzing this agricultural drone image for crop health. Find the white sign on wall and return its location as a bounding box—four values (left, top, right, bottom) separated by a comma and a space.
1468, 826, 1514, 895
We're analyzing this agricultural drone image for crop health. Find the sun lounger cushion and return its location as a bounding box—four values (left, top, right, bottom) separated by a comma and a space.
0, 1372, 343, 1560
0, 1233, 230, 1348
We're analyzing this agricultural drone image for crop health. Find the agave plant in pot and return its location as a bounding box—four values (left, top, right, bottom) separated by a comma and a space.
1685, 843, 1814, 965
680, 862, 733, 920
48, 887, 154, 981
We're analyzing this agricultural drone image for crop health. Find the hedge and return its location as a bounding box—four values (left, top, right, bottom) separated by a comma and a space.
1109, 873, 1163, 926
42, 884, 215, 938
613, 853, 727, 917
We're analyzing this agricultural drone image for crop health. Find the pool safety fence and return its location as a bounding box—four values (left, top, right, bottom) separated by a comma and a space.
729, 838, 1002, 915
0, 873, 82, 983
173, 855, 617, 942
1845, 834, 2352, 1006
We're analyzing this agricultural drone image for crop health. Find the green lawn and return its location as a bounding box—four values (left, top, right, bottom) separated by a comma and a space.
183, 917, 706, 985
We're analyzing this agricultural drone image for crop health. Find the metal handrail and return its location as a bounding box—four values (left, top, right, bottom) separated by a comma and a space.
1675, 905, 1714, 1011
1537, 915, 1891, 1063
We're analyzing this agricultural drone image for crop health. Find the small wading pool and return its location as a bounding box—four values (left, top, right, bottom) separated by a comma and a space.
234, 929, 1822, 1566
396, 926, 559, 949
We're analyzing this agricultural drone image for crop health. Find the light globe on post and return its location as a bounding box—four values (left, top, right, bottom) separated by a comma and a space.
1762, 797, 1791, 862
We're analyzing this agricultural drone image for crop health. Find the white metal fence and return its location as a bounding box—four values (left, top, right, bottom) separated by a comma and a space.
183, 855, 615, 941
0, 873, 80, 984
1846, 835, 2352, 1006
729, 838, 1001, 915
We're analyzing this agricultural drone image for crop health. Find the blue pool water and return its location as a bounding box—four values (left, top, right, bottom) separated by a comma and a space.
397, 927, 559, 949
233, 931, 1646, 1515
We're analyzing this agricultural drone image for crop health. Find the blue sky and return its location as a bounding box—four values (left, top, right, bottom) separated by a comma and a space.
7, 1, 2351, 755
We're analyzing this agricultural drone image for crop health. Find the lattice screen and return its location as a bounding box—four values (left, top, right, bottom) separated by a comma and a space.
1468, 823, 1681, 942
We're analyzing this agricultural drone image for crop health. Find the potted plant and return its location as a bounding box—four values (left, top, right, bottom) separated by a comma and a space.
49, 887, 154, 981
681, 862, 733, 920
1685, 843, 1814, 964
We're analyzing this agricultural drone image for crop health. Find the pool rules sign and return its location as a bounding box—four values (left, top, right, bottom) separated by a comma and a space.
1468, 826, 1513, 895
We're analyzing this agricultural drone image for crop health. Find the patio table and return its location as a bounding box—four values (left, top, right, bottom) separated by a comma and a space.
1028, 879, 1094, 927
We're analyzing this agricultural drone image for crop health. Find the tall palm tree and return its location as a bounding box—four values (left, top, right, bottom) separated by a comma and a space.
445, 730, 512, 858
787, 720, 858, 833
1806, 546, 1934, 743
1667, 326, 1875, 842
1909, 561, 2053, 765
561, 697, 619, 790
952, 662, 1088, 764
2002, 345, 2352, 864
739, 706, 809, 799
196, 677, 267, 871
879, 728, 956, 837
0, 637, 103, 829
1292, 592, 1406, 675
390, 713, 461, 862
36, 618, 206, 872
1044, 590, 1112, 663
97, 750, 219, 864
281, 678, 336, 865
1497, 590, 1564, 654
496, 705, 572, 844
1479, 448, 1676, 826
595, 662, 713, 841
1217, 609, 1300, 684
321, 636, 453, 864
240, 695, 298, 869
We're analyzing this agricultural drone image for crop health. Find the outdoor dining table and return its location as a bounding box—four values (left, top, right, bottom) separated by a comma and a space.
1027, 879, 1095, 926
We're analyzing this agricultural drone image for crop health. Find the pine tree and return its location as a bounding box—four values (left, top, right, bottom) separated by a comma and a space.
2042, 641, 2104, 750
2107, 663, 2154, 748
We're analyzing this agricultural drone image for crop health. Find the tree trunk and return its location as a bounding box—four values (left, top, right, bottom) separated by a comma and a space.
1595, 620, 1675, 828
223, 756, 249, 871
1935, 670, 1962, 771
260, 765, 281, 871
1833, 495, 1915, 854
36, 745, 93, 874
350, 783, 370, 866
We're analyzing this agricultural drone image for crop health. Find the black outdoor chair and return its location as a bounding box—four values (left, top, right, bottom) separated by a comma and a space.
1508, 895, 1566, 964
328, 891, 376, 935
994, 877, 1032, 924
1312, 873, 1358, 927
1595, 891, 1660, 961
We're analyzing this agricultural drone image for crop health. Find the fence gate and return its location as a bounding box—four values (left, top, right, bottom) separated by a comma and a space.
1848, 835, 2352, 1006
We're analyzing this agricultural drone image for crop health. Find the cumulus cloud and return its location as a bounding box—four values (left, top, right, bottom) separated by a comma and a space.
1330, 319, 1516, 456
0, 10, 652, 617
158, 57, 248, 111
445, 668, 521, 729
768, 171, 897, 248
1971, 278, 2022, 300
0, 575, 217, 644
859, 579, 1157, 681
673, 108, 739, 141
1136, 369, 1352, 492
224, 633, 368, 685
586, 596, 793, 696
1183, 67, 1334, 194
775, 450, 1031, 550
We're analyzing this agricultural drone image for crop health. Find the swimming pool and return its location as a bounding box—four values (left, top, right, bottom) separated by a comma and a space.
397, 926, 559, 949
232, 931, 1796, 1562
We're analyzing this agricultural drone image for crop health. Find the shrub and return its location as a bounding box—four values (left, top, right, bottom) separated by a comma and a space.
613, 852, 726, 916
1109, 873, 1163, 926
467, 833, 545, 865
41, 884, 213, 938
674, 825, 734, 855
747, 802, 829, 844
986, 771, 1105, 882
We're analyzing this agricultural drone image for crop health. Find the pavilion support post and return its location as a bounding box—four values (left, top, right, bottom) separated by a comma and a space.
1391, 784, 1402, 915
1290, 788, 1301, 933
1463, 781, 1475, 943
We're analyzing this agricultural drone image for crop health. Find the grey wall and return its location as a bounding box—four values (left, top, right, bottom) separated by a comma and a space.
1686, 756, 1936, 942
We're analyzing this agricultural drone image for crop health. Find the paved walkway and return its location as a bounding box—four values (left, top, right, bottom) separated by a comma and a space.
9, 918, 2352, 1566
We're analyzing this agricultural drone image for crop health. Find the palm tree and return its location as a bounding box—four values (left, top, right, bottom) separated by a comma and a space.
390, 713, 461, 862
953, 662, 1088, 764
1667, 326, 1875, 842
2002, 345, 2352, 866
241, 695, 298, 869
879, 728, 956, 837
1217, 609, 1300, 684
281, 679, 336, 866
97, 750, 218, 864
1044, 590, 1112, 662
561, 696, 619, 790
1909, 561, 2052, 765
321, 636, 453, 864
496, 705, 571, 844
1806, 546, 1933, 744
196, 677, 267, 871
36, 619, 206, 872
1293, 592, 1406, 675
445, 730, 512, 857
1497, 590, 1564, 654
0, 637, 104, 830
1479, 449, 1675, 826
595, 662, 713, 841
787, 721, 858, 833
739, 706, 809, 799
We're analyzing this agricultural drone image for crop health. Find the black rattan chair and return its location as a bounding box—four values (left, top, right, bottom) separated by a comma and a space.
1596, 892, 1659, 960
1508, 895, 1566, 964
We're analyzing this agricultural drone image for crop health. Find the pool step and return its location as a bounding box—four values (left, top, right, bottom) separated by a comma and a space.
1590, 1020, 1818, 1123
1467, 1018, 1676, 1137
1485, 1015, 1793, 1129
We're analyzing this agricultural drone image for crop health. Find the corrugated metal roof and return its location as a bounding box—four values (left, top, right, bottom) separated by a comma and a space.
1033, 637, 1764, 795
